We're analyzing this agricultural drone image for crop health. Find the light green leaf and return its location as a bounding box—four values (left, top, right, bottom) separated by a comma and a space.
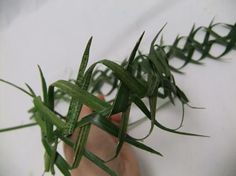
33, 97, 66, 130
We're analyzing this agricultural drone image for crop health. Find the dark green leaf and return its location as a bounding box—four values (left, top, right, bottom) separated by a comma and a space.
84, 150, 118, 176
0, 79, 33, 97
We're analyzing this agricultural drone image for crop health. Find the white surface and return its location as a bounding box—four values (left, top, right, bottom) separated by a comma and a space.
0, 0, 236, 175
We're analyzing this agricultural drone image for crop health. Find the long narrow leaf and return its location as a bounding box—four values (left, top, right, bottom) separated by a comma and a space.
42, 138, 71, 176
52, 80, 111, 112
99, 60, 147, 97
33, 97, 66, 130
75, 111, 163, 156
84, 149, 118, 176
0, 79, 33, 97
66, 37, 93, 135
131, 95, 208, 137
0, 122, 37, 133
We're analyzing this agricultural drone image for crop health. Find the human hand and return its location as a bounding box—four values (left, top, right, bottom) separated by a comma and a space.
63, 95, 140, 176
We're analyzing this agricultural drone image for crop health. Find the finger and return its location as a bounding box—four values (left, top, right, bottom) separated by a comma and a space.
80, 94, 105, 118
71, 94, 105, 140
97, 94, 105, 101
80, 105, 92, 118
110, 113, 122, 123
109, 113, 122, 144
64, 99, 94, 164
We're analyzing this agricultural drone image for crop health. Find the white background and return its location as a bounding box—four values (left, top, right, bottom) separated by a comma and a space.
0, 0, 236, 175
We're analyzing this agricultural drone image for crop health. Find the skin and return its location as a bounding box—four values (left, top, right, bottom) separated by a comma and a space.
63, 96, 141, 176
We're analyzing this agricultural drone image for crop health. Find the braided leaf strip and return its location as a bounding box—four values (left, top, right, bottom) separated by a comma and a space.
0, 21, 235, 176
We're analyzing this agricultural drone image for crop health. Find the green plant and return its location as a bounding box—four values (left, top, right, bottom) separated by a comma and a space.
0, 21, 236, 176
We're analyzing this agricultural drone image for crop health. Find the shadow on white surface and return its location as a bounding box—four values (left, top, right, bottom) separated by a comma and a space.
0, 0, 48, 29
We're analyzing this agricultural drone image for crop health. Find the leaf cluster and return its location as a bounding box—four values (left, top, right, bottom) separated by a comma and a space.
0, 21, 235, 175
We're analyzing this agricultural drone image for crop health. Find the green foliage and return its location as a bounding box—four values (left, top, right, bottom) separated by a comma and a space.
0, 21, 236, 176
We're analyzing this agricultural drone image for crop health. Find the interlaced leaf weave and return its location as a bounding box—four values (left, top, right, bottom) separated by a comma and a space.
0, 21, 236, 176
